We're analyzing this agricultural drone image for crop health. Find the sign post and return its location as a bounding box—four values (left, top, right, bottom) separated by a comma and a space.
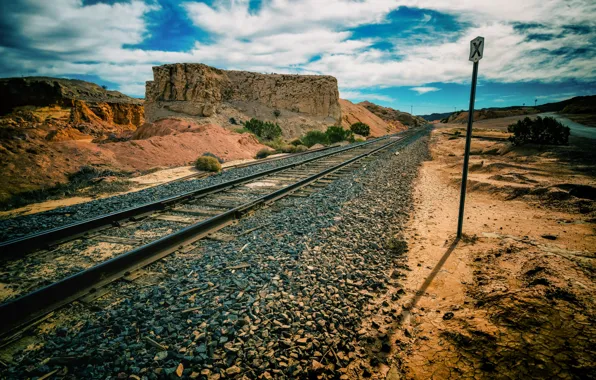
457, 36, 484, 239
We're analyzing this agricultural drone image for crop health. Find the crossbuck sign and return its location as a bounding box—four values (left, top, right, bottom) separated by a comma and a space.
469, 36, 484, 62
458, 36, 485, 238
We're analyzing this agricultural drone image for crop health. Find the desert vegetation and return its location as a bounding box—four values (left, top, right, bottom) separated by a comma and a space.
243, 118, 283, 140
507, 116, 570, 145
195, 156, 222, 172
350, 122, 371, 137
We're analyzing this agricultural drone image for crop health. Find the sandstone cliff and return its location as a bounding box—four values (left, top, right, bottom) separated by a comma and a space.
359, 101, 426, 128
145, 63, 341, 138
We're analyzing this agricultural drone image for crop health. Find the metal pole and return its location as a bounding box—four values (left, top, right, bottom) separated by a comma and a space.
456, 60, 479, 238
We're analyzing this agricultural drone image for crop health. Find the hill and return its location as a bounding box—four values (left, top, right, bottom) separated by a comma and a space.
419, 111, 453, 122
429, 95, 596, 124
358, 101, 426, 127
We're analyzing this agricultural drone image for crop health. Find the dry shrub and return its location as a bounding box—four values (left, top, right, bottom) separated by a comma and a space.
195, 156, 222, 172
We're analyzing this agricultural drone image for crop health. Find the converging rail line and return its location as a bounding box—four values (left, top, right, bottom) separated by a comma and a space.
0, 131, 418, 339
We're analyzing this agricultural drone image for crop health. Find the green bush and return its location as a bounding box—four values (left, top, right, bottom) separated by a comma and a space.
273, 109, 281, 118
229, 117, 238, 125
350, 122, 370, 137
325, 126, 352, 143
256, 148, 274, 159
289, 138, 303, 146
301, 130, 329, 147
507, 116, 570, 145
354, 136, 366, 142
293, 144, 308, 153
202, 152, 224, 163
195, 157, 222, 172
263, 136, 286, 151
234, 127, 250, 134
243, 118, 282, 140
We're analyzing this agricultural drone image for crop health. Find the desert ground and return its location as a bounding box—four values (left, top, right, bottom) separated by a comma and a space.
369, 124, 596, 379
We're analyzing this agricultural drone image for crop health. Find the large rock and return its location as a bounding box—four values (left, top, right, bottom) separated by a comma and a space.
145, 63, 341, 123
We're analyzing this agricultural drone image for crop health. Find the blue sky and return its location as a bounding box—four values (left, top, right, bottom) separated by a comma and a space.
1, 0, 595, 114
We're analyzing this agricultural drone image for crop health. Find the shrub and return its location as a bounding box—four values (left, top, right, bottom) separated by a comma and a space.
202, 152, 224, 163
256, 148, 274, 159
195, 157, 221, 172
507, 116, 570, 146
350, 122, 370, 137
293, 144, 308, 153
280, 144, 295, 153
234, 127, 250, 134
325, 126, 352, 143
273, 109, 281, 118
243, 118, 282, 140
301, 130, 329, 147
354, 136, 366, 142
229, 117, 238, 125
289, 138, 303, 146
263, 136, 286, 151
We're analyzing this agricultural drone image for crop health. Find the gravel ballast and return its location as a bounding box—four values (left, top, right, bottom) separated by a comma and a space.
0, 143, 371, 243
2, 129, 430, 379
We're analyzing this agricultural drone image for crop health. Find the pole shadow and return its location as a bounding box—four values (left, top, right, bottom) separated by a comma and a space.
402, 237, 460, 318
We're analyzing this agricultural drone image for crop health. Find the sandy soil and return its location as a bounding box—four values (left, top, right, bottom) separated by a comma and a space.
383, 129, 595, 378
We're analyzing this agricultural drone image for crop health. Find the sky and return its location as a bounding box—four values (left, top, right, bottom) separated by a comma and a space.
0, 0, 595, 115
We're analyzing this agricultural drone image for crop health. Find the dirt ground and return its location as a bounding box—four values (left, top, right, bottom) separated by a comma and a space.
385, 127, 596, 379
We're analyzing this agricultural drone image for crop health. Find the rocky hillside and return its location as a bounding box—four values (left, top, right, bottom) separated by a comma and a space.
359, 101, 426, 127
0, 77, 146, 204
339, 99, 405, 136
443, 107, 540, 124
145, 63, 341, 138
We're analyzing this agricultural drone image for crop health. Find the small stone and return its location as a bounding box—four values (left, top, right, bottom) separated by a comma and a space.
226, 366, 241, 376
311, 360, 325, 372
175, 363, 184, 377
443, 312, 454, 320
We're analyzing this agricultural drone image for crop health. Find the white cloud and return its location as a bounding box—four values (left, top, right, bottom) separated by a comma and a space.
0, 0, 594, 98
340, 90, 394, 102
410, 86, 440, 94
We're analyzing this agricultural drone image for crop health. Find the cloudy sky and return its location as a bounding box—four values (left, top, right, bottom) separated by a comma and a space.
1, 0, 594, 114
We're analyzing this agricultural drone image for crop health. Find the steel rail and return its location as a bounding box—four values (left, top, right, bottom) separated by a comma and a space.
0, 137, 388, 258
0, 136, 405, 338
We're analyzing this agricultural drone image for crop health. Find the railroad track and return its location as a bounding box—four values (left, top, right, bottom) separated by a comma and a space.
0, 131, 415, 339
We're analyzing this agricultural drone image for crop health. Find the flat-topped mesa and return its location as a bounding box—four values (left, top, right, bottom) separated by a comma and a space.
145, 63, 341, 125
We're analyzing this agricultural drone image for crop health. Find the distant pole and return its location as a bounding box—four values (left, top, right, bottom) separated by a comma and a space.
411, 105, 413, 114
535, 98, 537, 107
457, 36, 484, 239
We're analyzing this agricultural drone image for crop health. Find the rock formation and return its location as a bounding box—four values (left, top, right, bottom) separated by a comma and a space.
0, 77, 144, 129
145, 63, 341, 136
0, 77, 145, 205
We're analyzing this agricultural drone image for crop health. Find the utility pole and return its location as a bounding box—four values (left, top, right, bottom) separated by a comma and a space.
457, 36, 484, 239
535, 98, 537, 107
411, 105, 413, 115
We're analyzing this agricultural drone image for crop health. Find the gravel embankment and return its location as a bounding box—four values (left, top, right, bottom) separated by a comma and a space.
0, 143, 368, 243
2, 130, 430, 379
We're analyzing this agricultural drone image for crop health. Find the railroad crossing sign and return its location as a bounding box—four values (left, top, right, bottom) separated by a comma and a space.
458, 36, 485, 239
469, 36, 484, 62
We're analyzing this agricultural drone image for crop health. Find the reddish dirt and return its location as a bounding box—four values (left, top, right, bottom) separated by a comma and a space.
339, 99, 404, 137
104, 119, 266, 171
